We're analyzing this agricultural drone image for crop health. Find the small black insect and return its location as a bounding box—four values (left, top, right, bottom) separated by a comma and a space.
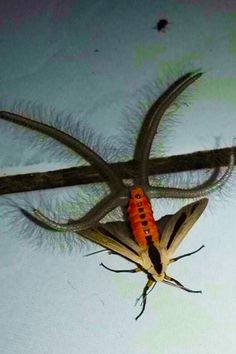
153, 18, 169, 33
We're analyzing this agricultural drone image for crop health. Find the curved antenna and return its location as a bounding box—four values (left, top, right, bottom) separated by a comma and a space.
148, 143, 235, 199
133, 72, 202, 189
0, 111, 124, 192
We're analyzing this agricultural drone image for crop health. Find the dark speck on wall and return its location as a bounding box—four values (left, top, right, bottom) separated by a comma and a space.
153, 18, 169, 33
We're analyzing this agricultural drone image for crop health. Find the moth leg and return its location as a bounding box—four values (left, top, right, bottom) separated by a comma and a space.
164, 274, 202, 293
135, 278, 155, 320
170, 245, 205, 263
100, 262, 141, 274
84, 249, 108, 257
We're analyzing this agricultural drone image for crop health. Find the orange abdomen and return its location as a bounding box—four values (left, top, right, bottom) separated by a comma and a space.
128, 187, 159, 247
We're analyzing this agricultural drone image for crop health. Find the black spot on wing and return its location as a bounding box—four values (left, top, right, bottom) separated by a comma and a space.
167, 212, 187, 249
157, 214, 172, 242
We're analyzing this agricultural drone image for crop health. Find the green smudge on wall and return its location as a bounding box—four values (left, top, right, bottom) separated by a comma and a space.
134, 46, 202, 71
228, 29, 236, 53
134, 44, 165, 68
196, 77, 236, 107
156, 52, 202, 75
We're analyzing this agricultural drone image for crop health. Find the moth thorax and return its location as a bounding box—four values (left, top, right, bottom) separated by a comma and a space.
148, 243, 163, 275
153, 272, 165, 282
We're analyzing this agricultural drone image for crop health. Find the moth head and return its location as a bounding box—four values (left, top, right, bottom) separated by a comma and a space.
151, 272, 165, 282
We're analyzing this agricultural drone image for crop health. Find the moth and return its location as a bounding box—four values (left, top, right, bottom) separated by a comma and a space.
0, 72, 234, 319
81, 197, 208, 320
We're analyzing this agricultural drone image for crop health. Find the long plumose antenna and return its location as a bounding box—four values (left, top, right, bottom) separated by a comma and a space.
133, 72, 202, 188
